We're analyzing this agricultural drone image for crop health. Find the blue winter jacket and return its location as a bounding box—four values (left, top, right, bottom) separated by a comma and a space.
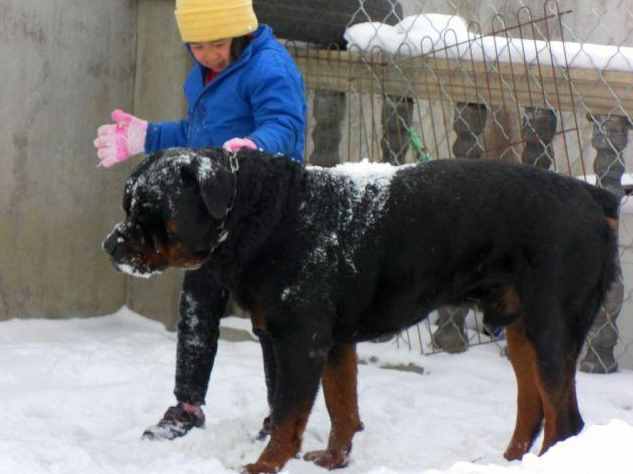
144, 25, 306, 162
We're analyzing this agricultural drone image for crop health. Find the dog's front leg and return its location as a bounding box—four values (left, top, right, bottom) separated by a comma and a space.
251, 307, 276, 440
243, 328, 329, 474
304, 342, 363, 469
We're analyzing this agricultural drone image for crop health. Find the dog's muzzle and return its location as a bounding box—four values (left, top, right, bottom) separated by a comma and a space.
102, 222, 165, 278
102, 223, 132, 264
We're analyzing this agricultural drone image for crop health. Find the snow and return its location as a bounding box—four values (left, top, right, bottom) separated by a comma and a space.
308, 158, 408, 199
292, 160, 409, 282
2, 307, 633, 474
319, 158, 407, 228
344, 14, 633, 72
117, 262, 160, 279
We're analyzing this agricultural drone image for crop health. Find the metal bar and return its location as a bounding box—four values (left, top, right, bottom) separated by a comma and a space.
543, 0, 571, 174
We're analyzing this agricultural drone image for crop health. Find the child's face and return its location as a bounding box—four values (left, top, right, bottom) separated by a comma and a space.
190, 38, 233, 72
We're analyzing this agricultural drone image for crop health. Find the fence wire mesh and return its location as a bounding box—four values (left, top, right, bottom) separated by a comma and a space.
281, 0, 633, 372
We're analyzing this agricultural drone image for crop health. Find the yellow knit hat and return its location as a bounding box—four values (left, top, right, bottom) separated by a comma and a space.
175, 0, 259, 43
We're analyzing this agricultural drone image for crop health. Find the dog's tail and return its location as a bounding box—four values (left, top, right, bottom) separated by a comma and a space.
581, 181, 620, 220
578, 181, 620, 341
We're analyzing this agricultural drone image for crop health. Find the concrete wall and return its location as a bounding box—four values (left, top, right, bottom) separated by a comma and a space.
0, 0, 192, 328
0, 0, 137, 320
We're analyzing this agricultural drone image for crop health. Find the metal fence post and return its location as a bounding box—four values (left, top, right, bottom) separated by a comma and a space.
580, 114, 630, 373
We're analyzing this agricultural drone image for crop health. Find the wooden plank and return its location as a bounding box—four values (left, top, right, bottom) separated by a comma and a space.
291, 48, 633, 117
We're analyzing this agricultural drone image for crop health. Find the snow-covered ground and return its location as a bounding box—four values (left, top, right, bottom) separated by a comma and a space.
2, 307, 633, 474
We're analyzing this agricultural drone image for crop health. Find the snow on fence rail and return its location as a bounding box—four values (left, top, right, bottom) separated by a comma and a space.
286, 0, 633, 373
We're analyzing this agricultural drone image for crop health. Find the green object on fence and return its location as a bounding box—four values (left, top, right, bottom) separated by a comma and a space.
407, 127, 432, 162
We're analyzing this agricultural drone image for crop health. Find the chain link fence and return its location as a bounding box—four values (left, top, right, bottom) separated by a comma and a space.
277, 0, 633, 372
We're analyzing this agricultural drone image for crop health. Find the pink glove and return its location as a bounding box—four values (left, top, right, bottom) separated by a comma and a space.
94, 109, 148, 168
223, 137, 257, 153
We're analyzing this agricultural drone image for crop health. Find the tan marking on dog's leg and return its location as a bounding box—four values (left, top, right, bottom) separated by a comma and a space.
243, 404, 312, 474
304, 343, 363, 469
250, 306, 267, 333
504, 321, 544, 461
534, 375, 562, 455
499, 286, 521, 314
535, 362, 577, 455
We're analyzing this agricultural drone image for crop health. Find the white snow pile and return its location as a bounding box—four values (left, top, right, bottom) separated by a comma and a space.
325, 158, 414, 190
2, 307, 633, 474
344, 13, 633, 72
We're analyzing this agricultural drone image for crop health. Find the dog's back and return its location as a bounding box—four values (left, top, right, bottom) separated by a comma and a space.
306, 159, 619, 342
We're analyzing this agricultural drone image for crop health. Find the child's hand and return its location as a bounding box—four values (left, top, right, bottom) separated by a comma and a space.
223, 137, 257, 153
94, 109, 148, 168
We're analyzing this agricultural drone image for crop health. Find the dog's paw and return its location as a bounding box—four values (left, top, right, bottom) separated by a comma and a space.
241, 461, 280, 474
304, 449, 350, 469
503, 442, 530, 461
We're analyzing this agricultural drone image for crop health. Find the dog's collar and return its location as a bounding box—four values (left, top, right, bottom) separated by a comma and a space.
208, 151, 240, 254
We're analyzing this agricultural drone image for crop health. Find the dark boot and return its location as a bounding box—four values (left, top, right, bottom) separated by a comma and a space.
142, 403, 205, 440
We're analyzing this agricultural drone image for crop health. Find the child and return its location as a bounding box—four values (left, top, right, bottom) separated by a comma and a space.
94, 0, 305, 165
94, 0, 306, 440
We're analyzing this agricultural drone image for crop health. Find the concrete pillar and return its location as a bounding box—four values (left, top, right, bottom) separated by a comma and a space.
309, 90, 346, 167
0, 0, 137, 320
521, 107, 557, 169
580, 114, 630, 374
452, 102, 488, 159
382, 95, 415, 164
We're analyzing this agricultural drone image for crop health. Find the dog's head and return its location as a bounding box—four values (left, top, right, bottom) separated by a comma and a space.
102, 148, 235, 277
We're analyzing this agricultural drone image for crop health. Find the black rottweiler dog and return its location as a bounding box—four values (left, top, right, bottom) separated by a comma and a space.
103, 147, 618, 473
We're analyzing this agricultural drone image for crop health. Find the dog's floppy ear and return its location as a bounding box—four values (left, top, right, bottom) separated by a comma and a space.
122, 153, 156, 213
183, 155, 234, 220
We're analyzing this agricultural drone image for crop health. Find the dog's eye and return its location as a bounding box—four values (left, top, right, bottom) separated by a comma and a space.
164, 220, 180, 242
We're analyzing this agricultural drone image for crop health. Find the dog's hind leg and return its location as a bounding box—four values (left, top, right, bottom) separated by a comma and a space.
533, 355, 581, 455
527, 311, 584, 456
504, 320, 544, 460
565, 376, 584, 436
304, 342, 364, 469
534, 337, 584, 455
